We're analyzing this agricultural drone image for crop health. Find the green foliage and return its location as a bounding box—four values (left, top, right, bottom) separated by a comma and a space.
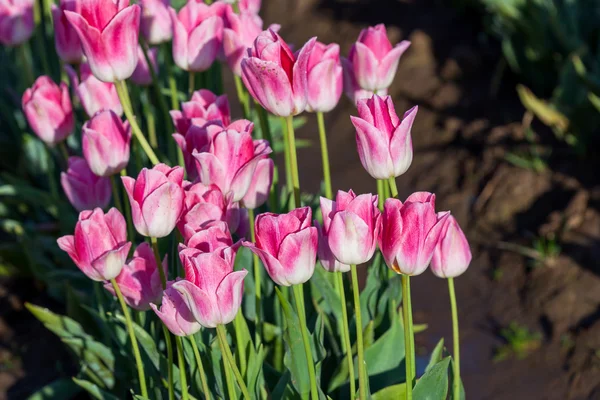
494, 322, 542, 361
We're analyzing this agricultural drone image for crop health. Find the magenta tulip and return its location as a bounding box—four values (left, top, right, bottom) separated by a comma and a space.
0, 0, 34, 46
343, 24, 410, 102
238, 0, 261, 14
140, 0, 172, 45
192, 120, 272, 202
243, 207, 318, 286
350, 94, 417, 179
82, 109, 131, 176
241, 156, 273, 209
64, 0, 141, 82
22, 76, 74, 146
183, 221, 233, 253
61, 156, 111, 212
67, 63, 123, 117
431, 215, 472, 278
57, 208, 131, 281
241, 29, 316, 117
130, 46, 158, 86
174, 245, 247, 328
380, 192, 450, 276
122, 164, 185, 238
171, 89, 230, 136
168, 1, 225, 72
151, 280, 202, 336
222, 5, 264, 76
51, 0, 84, 64
104, 242, 167, 310
306, 41, 343, 113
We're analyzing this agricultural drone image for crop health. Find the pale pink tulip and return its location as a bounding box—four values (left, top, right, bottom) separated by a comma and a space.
151, 280, 202, 336
57, 208, 131, 281
171, 89, 230, 136
241, 156, 273, 209
182, 221, 233, 253
431, 215, 472, 278
67, 63, 123, 117
51, 0, 84, 64
131, 46, 158, 86
82, 109, 131, 176
0, 0, 34, 46
140, 0, 172, 45
61, 156, 111, 212
222, 5, 264, 76
306, 41, 343, 113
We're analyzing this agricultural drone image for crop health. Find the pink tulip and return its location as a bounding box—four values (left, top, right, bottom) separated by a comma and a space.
174, 245, 247, 328
168, 1, 225, 72
22, 76, 74, 146
343, 24, 410, 101
64, 0, 141, 82
182, 221, 233, 253
431, 215, 472, 278
380, 192, 450, 276
241, 29, 316, 117
222, 5, 264, 76
57, 208, 131, 281
192, 120, 272, 202
241, 155, 273, 209
171, 89, 230, 136
61, 156, 111, 212
151, 280, 202, 336
122, 164, 185, 238
173, 121, 225, 181
51, 0, 84, 64
243, 207, 318, 286
0, 0, 34, 46
350, 95, 417, 180
321, 190, 381, 267
82, 109, 131, 176
140, 0, 172, 45
306, 41, 343, 113
67, 63, 123, 117
238, 0, 261, 14
131, 46, 158, 86
177, 182, 241, 242
104, 242, 167, 310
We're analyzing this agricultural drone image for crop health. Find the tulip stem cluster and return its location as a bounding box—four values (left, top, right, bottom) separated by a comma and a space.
286, 116, 301, 208
316, 111, 333, 199
292, 283, 320, 400
110, 278, 148, 398
248, 207, 263, 343
335, 272, 356, 399
175, 335, 189, 400
216, 324, 252, 400
163, 325, 176, 400
189, 336, 211, 400
351, 264, 368, 400
448, 277, 461, 400
401, 274, 415, 399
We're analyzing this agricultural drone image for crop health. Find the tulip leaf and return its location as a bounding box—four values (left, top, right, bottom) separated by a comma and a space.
412, 357, 451, 400
72, 378, 119, 400
372, 383, 407, 400
310, 267, 342, 322
272, 370, 301, 400
26, 378, 81, 400
425, 339, 445, 373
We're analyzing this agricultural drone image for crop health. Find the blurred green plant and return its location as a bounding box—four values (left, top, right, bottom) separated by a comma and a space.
494, 322, 542, 361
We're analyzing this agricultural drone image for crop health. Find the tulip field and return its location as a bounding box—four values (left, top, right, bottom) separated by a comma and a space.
2, 0, 600, 399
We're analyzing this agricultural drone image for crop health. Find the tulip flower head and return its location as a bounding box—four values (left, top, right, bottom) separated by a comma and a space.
174, 245, 247, 328
61, 156, 111, 212
0, 0, 34, 46
64, 0, 141, 82
322, 190, 381, 267
22, 76, 74, 146
130, 46, 158, 86
51, 0, 84, 64
122, 164, 185, 238
151, 281, 202, 336
431, 215, 472, 278
306, 41, 343, 113
67, 63, 123, 118
241, 156, 274, 209
140, 0, 172, 45
171, 89, 231, 136
104, 242, 168, 310
243, 207, 318, 286
57, 208, 131, 281
183, 221, 233, 253
241, 29, 316, 116
222, 5, 265, 76
350, 95, 417, 180
380, 192, 450, 276
82, 109, 131, 177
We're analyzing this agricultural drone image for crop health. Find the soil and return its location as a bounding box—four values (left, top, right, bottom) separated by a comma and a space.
4, 0, 600, 398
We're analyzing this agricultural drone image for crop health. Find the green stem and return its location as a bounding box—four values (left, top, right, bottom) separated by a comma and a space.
17, 43, 35, 88
115, 80, 160, 165
216, 325, 251, 400
335, 272, 356, 399
351, 264, 368, 400
142, 87, 158, 149
163, 325, 175, 400
110, 175, 124, 216
376, 180, 384, 210
188, 72, 195, 98
163, 43, 180, 111
286, 116, 301, 209
292, 284, 319, 400
234, 311, 248, 375
151, 237, 168, 289
34, 0, 51, 76
58, 142, 70, 164
281, 117, 292, 200
255, 103, 273, 144
189, 336, 211, 400
316, 112, 333, 199
248, 207, 262, 344
388, 177, 398, 198
119, 169, 134, 241
402, 275, 414, 399
175, 336, 189, 400
110, 279, 148, 398
94, 281, 105, 317
234, 75, 250, 120
448, 278, 460, 400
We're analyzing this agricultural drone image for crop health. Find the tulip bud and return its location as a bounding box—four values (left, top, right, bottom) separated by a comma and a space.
57, 208, 131, 281
431, 215, 472, 278
22, 76, 74, 146
241, 156, 273, 209
0, 0, 34, 46
51, 0, 83, 64
151, 281, 202, 336
82, 110, 131, 177
322, 190, 381, 266
192, 120, 272, 202
350, 95, 417, 180
168, 1, 225, 72
140, 0, 172, 45
61, 156, 111, 212
64, 1, 141, 82
243, 207, 318, 286
306, 41, 343, 113
104, 242, 167, 310
380, 192, 450, 276
122, 164, 185, 238
222, 5, 264, 76
130, 46, 158, 86
67, 63, 123, 118
343, 24, 410, 102
174, 245, 247, 328
241, 30, 316, 117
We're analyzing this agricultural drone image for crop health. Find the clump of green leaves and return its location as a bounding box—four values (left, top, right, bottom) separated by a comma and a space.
494, 322, 542, 361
